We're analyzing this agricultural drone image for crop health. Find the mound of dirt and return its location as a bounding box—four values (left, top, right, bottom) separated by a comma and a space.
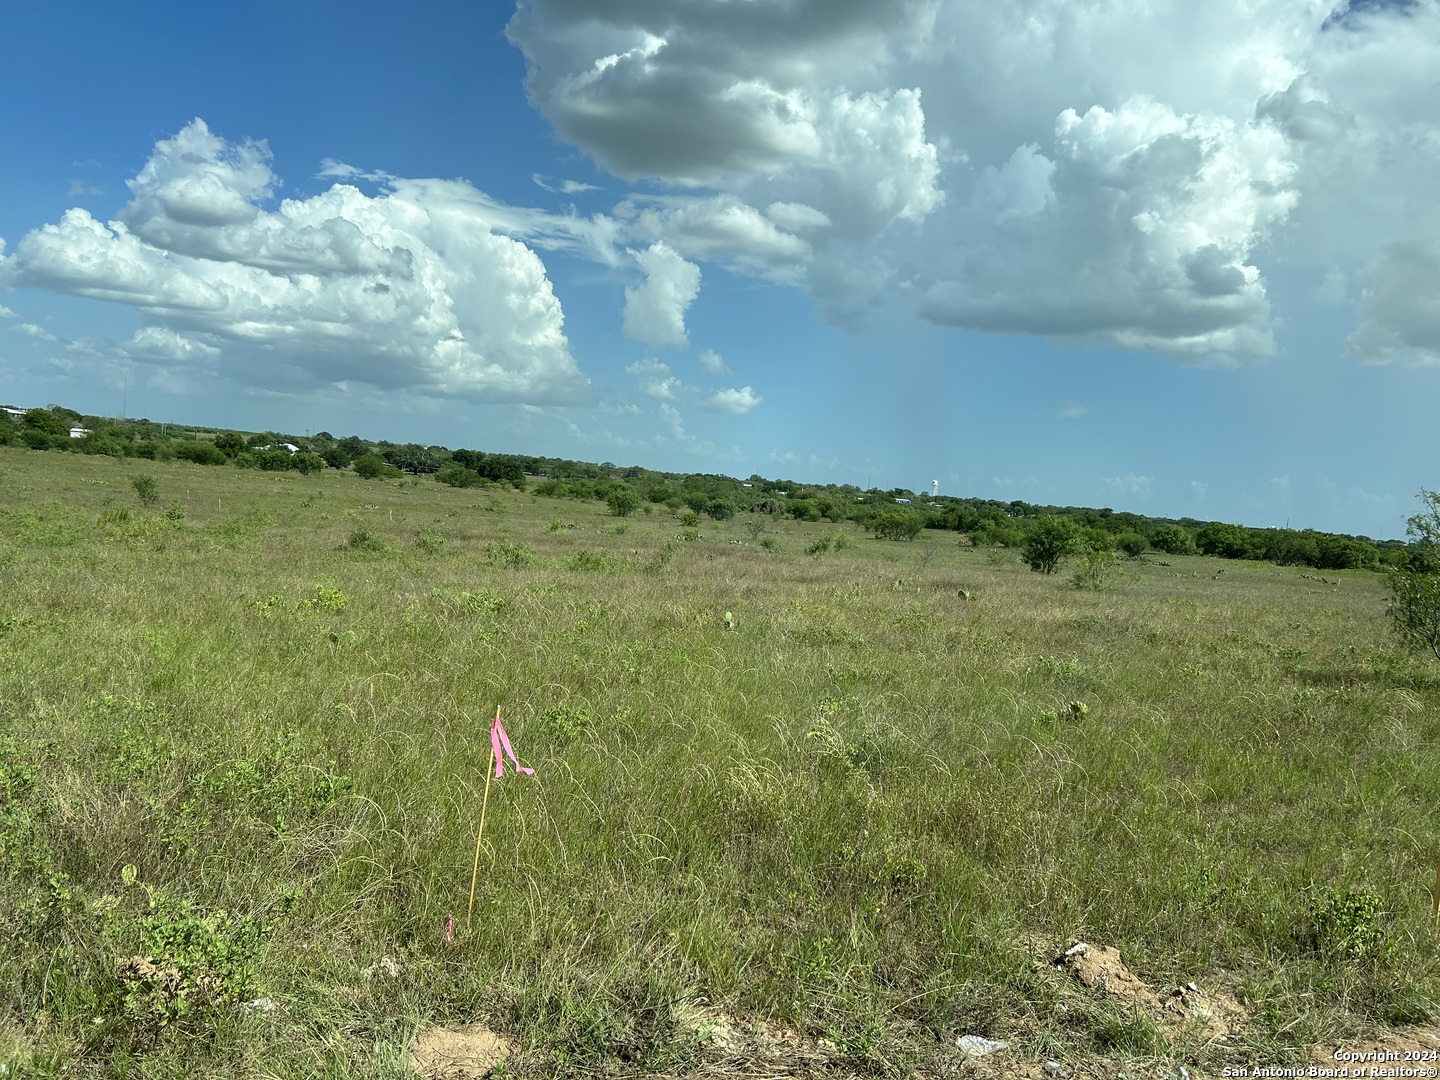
407, 1022, 515, 1079
1053, 941, 1244, 1040
1311, 1026, 1440, 1069
1055, 942, 1160, 1009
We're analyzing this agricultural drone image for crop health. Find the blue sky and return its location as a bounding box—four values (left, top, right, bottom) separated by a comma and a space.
2, 0, 1437, 540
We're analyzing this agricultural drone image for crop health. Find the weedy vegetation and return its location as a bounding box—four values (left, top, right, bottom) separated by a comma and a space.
1, 448, 1439, 1077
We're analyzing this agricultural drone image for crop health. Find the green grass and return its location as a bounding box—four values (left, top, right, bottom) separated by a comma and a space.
1, 447, 1439, 1077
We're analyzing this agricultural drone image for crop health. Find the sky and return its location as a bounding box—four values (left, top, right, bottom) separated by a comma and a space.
1, 1, 1437, 540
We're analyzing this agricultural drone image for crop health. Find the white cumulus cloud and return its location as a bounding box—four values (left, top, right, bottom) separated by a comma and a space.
506, 0, 940, 186
920, 96, 1297, 360
697, 348, 732, 375
0, 119, 592, 405
622, 242, 701, 348
625, 356, 686, 401
127, 326, 221, 361
627, 356, 761, 415
507, 2, 944, 310
12, 322, 56, 341
1103, 474, 1154, 499
502, 0, 1440, 368
702, 386, 763, 415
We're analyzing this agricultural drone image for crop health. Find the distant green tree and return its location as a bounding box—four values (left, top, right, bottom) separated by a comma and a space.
78, 433, 126, 458
870, 510, 923, 542
1196, 522, 1255, 560
787, 498, 822, 522
1117, 532, 1148, 558
1150, 524, 1196, 555
337, 435, 369, 458
1079, 527, 1117, 554
1380, 546, 1412, 569
1387, 489, 1440, 662
174, 440, 227, 466
382, 443, 439, 474
436, 465, 483, 488
353, 455, 388, 479
1021, 515, 1078, 574
256, 449, 292, 472
452, 450, 526, 487
213, 432, 247, 457
1256, 528, 1320, 567
47, 404, 83, 427
607, 487, 640, 517
22, 408, 67, 437
291, 452, 325, 475
130, 474, 160, 507
1316, 535, 1380, 571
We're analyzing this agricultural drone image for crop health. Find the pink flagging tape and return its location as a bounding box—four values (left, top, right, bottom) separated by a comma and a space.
491, 712, 534, 777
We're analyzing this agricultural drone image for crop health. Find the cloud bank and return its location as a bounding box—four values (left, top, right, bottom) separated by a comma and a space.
506, 0, 1440, 365
0, 119, 592, 404
8, 0, 1440, 430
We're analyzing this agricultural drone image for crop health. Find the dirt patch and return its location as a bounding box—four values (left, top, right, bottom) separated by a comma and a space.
1053, 941, 1244, 1041
1158, 983, 1247, 1041
407, 1022, 515, 1079
675, 1005, 838, 1074
1311, 1026, 1440, 1069
1055, 942, 1160, 1010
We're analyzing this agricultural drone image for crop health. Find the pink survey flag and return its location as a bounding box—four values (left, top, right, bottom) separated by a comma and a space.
490, 710, 534, 778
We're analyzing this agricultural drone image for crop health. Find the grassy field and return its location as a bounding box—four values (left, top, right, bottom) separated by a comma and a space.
2, 447, 1438, 1078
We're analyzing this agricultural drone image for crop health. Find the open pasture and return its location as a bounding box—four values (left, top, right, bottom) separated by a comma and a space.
1, 447, 1438, 1077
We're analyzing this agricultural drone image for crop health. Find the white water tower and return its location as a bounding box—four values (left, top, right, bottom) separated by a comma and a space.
931, 480, 939, 498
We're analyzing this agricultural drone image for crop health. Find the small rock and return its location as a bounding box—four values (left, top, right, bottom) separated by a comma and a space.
956, 1034, 1008, 1058
361, 956, 401, 980
408, 1022, 514, 1079
1044, 1062, 1068, 1078
242, 997, 275, 1012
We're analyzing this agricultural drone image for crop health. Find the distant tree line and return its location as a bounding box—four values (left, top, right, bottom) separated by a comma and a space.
1, 402, 1413, 569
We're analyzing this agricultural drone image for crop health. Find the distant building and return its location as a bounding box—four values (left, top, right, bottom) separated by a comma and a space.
2, 406, 24, 419
69, 426, 91, 439
895, 498, 911, 505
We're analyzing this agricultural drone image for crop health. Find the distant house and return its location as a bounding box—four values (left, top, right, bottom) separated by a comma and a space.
2, 406, 24, 420
895, 498, 911, 505
69, 426, 91, 439
257, 442, 300, 454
